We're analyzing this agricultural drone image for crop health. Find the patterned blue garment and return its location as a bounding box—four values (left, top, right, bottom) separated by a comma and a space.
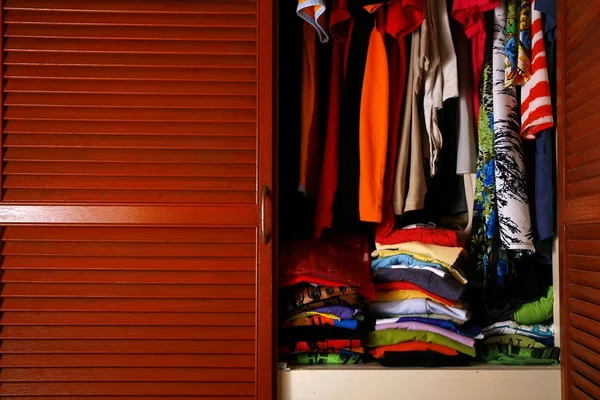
469, 46, 511, 292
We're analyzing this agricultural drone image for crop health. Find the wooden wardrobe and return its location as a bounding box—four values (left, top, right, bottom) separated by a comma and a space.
0, 0, 595, 399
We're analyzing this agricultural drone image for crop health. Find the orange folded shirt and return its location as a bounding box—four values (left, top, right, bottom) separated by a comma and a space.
375, 281, 454, 306
281, 314, 336, 329
369, 341, 459, 359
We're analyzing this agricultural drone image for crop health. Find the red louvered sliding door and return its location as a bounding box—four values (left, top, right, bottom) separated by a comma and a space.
0, 1, 274, 399
558, 0, 600, 399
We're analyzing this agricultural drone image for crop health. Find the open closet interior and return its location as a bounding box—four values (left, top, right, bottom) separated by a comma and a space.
276, 0, 561, 371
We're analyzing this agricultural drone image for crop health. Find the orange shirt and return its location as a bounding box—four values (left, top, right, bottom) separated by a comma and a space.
369, 341, 459, 359
376, 0, 426, 236
358, 4, 389, 222
298, 24, 321, 197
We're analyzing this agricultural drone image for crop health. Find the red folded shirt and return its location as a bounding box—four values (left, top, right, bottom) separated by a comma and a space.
375, 281, 454, 306
279, 231, 375, 301
376, 226, 463, 248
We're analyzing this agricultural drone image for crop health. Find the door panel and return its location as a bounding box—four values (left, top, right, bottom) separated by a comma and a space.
558, 0, 600, 398
0, 0, 274, 398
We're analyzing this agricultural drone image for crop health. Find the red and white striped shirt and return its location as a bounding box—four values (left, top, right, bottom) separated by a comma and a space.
520, 0, 554, 139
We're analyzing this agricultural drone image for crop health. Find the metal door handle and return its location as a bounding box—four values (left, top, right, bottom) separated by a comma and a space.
261, 185, 270, 245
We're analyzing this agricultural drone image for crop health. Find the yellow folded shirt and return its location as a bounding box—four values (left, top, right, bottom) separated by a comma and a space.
376, 289, 436, 303
377, 242, 465, 266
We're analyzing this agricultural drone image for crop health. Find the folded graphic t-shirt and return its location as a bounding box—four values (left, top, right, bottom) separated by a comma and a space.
283, 285, 361, 313
375, 321, 475, 347
373, 268, 465, 301
370, 298, 470, 323
483, 334, 547, 349
368, 329, 476, 357
483, 321, 554, 340
478, 343, 560, 365
285, 351, 363, 365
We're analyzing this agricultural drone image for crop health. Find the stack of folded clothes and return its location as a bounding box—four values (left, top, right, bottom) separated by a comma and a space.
278, 232, 375, 366
479, 286, 560, 365
367, 225, 481, 366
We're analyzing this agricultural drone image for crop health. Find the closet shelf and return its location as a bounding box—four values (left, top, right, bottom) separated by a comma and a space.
278, 363, 560, 400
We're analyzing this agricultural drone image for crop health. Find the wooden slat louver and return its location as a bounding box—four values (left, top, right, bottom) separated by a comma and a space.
558, 0, 600, 398
0, 0, 275, 398
1, 0, 259, 204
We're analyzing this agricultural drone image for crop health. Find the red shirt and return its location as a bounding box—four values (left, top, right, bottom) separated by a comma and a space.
313, 0, 353, 237
452, 0, 499, 126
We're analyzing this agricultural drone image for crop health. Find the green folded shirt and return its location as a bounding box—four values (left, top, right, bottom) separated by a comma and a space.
478, 343, 560, 365
514, 286, 554, 325
368, 329, 476, 357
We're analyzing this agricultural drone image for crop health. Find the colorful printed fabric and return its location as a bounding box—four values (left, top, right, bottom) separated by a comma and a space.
280, 339, 364, 355
483, 320, 554, 340
368, 329, 476, 357
285, 351, 363, 365
493, 0, 535, 254
370, 341, 459, 358
504, 0, 532, 86
470, 48, 509, 291
478, 343, 560, 365
520, 0, 554, 139
283, 285, 361, 313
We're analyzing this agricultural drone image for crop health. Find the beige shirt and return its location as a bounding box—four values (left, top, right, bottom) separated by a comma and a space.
454, 22, 477, 174
393, 26, 427, 215
423, 0, 458, 176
